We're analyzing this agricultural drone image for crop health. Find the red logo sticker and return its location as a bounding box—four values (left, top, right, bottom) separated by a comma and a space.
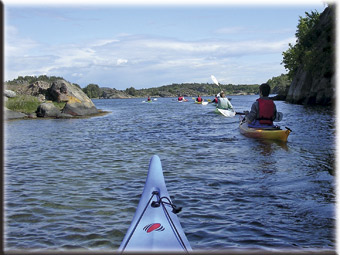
143, 223, 165, 233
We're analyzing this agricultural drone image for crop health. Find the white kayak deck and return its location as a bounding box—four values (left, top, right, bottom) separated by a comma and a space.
119, 155, 192, 252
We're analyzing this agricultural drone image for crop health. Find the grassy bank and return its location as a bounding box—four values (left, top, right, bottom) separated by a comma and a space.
6, 95, 66, 114
6, 95, 41, 114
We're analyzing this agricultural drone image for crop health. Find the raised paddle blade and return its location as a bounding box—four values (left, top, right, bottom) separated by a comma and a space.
211, 75, 219, 86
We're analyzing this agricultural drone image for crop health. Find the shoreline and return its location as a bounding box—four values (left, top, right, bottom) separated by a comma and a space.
5, 109, 111, 121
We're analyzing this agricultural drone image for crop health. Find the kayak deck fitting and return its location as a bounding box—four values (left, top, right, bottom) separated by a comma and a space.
119, 155, 192, 253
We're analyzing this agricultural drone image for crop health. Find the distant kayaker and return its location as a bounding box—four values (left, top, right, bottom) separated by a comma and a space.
212, 95, 218, 104
147, 96, 152, 102
196, 95, 203, 102
244, 83, 279, 127
217, 92, 233, 110
178, 95, 185, 101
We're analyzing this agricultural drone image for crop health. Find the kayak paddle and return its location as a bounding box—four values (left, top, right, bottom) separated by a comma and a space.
211, 75, 220, 87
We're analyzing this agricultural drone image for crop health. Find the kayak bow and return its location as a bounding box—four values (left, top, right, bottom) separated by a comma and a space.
215, 108, 236, 117
119, 155, 192, 253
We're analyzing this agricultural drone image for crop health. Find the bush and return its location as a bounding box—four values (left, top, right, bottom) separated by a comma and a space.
6, 95, 41, 114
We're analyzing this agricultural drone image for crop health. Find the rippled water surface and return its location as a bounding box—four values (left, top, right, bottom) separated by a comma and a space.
4, 96, 335, 252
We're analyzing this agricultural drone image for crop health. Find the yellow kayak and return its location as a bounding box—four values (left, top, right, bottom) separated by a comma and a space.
195, 101, 208, 105
239, 120, 291, 142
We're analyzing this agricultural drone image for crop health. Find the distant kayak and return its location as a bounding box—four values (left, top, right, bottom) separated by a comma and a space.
239, 120, 291, 142
195, 101, 208, 105
178, 99, 188, 102
215, 108, 236, 117
119, 155, 192, 252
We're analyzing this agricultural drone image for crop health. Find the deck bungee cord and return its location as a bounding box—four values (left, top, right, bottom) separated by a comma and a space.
118, 155, 192, 253
120, 191, 156, 252
151, 192, 189, 253
121, 191, 188, 252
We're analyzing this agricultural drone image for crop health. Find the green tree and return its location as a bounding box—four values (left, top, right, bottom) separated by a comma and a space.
282, 10, 320, 79
126, 87, 137, 96
266, 74, 291, 94
83, 84, 102, 98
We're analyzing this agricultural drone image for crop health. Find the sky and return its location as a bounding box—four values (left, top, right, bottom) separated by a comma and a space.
4, 0, 328, 90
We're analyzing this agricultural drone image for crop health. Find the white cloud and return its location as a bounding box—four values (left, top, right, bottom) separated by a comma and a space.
5, 26, 41, 56
116, 58, 128, 65
71, 72, 83, 77
5, 25, 292, 88
90, 39, 120, 47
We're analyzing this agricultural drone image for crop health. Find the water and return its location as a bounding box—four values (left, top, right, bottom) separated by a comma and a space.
4, 95, 335, 252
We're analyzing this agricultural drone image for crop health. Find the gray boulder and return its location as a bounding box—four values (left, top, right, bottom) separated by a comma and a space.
62, 102, 99, 116
36, 102, 61, 117
48, 80, 69, 102
5, 90, 16, 98
4, 107, 27, 119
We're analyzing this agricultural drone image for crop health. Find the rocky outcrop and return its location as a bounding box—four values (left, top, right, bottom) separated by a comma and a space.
286, 67, 335, 105
100, 87, 132, 99
62, 99, 99, 116
4, 79, 100, 120
285, 6, 335, 106
27, 81, 50, 101
36, 102, 61, 117
5, 90, 17, 98
36, 102, 73, 118
50, 80, 99, 116
33, 80, 99, 117
4, 107, 27, 120
48, 81, 69, 102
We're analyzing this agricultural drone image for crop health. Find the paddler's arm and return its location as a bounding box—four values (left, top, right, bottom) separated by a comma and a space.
272, 104, 283, 122
225, 98, 232, 109
273, 104, 278, 121
245, 102, 258, 123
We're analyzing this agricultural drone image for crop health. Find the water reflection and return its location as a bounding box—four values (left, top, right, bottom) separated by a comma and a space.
257, 140, 289, 156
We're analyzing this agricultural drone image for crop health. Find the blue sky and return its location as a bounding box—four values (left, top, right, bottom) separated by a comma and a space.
4, 1, 327, 89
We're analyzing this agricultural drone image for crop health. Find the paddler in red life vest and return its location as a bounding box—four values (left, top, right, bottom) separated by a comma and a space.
212, 95, 218, 104
178, 94, 184, 101
147, 96, 152, 102
245, 83, 280, 128
196, 95, 203, 103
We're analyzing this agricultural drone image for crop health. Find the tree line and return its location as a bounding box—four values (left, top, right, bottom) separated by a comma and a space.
5, 74, 291, 99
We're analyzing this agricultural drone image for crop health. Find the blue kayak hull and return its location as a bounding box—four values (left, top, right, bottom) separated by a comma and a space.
119, 155, 192, 252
